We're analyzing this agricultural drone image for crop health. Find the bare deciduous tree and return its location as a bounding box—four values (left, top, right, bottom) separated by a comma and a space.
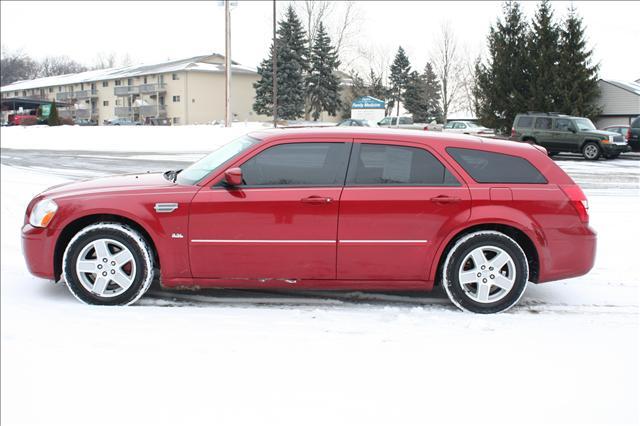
1, 46, 39, 86
38, 55, 87, 77
431, 23, 465, 121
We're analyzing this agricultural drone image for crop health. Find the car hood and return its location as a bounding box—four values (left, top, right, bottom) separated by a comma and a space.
39, 172, 179, 200
583, 129, 619, 137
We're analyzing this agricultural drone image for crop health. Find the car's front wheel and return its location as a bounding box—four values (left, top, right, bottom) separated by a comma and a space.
582, 142, 601, 160
442, 231, 529, 314
62, 222, 154, 305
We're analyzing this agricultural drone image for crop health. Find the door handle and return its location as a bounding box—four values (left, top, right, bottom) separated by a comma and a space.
301, 196, 333, 204
430, 195, 461, 204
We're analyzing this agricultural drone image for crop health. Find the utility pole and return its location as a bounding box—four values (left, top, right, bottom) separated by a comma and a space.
224, 0, 231, 127
272, 0, 277, 128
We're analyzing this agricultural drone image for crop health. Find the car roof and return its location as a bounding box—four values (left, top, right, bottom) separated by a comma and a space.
246, 127, 536, 155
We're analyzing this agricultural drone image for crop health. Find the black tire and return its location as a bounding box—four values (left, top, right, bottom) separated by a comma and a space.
62, 222, 154, 305
442, 231, 529, 314
582, 142, 601, 160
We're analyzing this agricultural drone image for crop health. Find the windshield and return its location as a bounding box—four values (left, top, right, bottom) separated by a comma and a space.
176, 135, 260, 185
574, 118, 596, 131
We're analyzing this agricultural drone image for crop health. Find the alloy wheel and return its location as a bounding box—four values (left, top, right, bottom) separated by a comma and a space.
75, 238, 137, 297
457, 245, 516, 304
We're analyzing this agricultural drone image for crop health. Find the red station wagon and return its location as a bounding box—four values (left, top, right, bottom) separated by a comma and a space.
22, 128, 596, 313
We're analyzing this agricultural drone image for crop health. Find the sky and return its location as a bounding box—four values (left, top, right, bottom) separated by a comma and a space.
1, 1, 639, 82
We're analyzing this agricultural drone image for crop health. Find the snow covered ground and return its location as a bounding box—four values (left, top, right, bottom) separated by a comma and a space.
1, 126, 639, 425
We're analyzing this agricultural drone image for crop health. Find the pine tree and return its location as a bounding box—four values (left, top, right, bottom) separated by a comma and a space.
475, 1, 532, 133
47, 102, 61, 126
404, 63, 444, 123
306, 22, 342, 120
557, 5, 600, 119
423, 62, 443, 122
253, 6, 308, 120
389, 46, 411, 117
528, 0, 561, 112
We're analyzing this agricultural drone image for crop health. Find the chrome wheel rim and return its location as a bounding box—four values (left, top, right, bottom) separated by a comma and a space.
75, 238, 136, 298
584, 145, 598, 159
458, 245, 516, 304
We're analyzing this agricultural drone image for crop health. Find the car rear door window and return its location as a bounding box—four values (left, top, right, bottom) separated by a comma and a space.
347, 143, 459, 186
446, 147, 547, 184
241, 142, 349, 187
554, 118, 572, 131
535, 117, 552, 129
517, 116, 533, 128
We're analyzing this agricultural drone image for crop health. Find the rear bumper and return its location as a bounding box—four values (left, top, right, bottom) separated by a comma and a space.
21, 224, 56, 280
538, 225, 597, 283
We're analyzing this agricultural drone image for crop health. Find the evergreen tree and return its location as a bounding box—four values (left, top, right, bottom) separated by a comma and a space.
404, 62, 444, 123
253, 6, 308, 120
528, 0, 561, 112
47, 102, 61, 126
389, 46, 411, 117
367, 69, 388, 102
475, 1, 532, 133
306, 22, 342, 120
557, 5, 600, 119
423, 62, 443, 122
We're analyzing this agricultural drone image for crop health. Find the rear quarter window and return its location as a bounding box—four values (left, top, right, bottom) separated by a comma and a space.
516, 116, 533, 128
446, 147, 547, 184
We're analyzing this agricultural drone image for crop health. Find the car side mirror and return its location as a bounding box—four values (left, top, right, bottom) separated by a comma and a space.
224, 167, 243, 186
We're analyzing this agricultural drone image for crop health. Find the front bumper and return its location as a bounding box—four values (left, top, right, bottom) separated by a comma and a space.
21, 223, 57, 280
602, 143, 631, 155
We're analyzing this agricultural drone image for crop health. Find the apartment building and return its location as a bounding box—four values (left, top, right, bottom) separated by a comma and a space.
0, 54, 268, 125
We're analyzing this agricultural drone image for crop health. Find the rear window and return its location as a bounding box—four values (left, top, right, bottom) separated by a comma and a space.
516, 116, 533, 128
446, 148, 547, 184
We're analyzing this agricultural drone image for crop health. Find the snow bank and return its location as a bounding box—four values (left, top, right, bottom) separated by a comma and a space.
1, 164, 638, 426
0, 122, 271, 153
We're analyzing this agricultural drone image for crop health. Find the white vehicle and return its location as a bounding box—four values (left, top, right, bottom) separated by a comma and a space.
443, 120, 495, 136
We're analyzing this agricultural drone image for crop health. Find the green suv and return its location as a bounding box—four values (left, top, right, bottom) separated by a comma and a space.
511, 113, 631, 160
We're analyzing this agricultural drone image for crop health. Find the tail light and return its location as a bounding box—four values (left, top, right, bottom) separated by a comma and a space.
627, 127, 632, 141
511, 127, 516, 138
560, 184, 589, 223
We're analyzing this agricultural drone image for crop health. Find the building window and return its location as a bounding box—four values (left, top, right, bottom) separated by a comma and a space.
103, 100, 109, 107
49, 87, 53, 93
102, 81, 108, 87
115, 80, 121, 86
58, 86, 63, 92
143, 76, 148, 84
115, 99, 121, 106
172, 73, 179, 80
172, 95, 180, 102
15, 91, 19, 96
173, 117, 180, 124
127, 78, 133, 86
22, 91, 26, 96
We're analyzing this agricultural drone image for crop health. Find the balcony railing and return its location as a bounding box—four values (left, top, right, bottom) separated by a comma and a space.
56, 92, 75, 101
139, 83, 167, 94
114, 86, 140, 96
74, 90, 98, 99
114, 106, 134, 116
139, 104, 167, 116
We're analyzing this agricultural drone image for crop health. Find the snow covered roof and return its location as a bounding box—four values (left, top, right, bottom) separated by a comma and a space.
1, 54, 257, 93
600, 79, 640, 96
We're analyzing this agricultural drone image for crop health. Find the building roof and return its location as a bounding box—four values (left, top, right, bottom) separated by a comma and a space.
1, 54, 257, 93
599, 79, 640, 96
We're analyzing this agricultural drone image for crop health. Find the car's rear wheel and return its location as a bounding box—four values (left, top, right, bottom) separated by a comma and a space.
62, 222, 154, 305
582, 142, 601, 160
442, 231, 529, 314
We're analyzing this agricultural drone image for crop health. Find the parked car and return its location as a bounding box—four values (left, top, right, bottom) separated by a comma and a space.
75, 119, 98, 126
22, 128, 596, 313
104, 118, 142, 126
512, 112, 630, 160
377, 116, 430, 130
443, 121, 495, 136
337, 119, 378, 127
145, 117, 171, 126
629, 116, 640, 151
8, 113, 38, 126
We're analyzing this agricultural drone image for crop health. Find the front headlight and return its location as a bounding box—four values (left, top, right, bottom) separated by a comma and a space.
29, 199, 58, 228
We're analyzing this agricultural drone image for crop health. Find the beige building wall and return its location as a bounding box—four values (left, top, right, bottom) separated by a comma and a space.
184, 71, 267, 124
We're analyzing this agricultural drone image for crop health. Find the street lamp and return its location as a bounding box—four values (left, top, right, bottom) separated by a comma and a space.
217, 1, 237, 127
